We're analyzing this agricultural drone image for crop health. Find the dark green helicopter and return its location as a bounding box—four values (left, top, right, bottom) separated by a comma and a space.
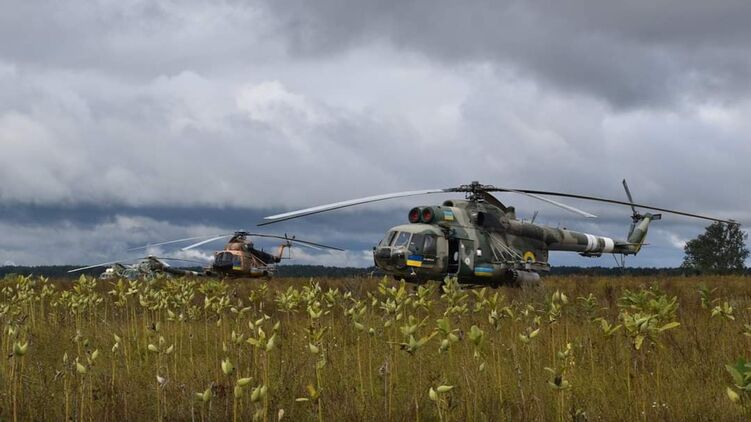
260, 181, 736, 287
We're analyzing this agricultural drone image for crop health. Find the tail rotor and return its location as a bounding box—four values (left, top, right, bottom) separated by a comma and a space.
622, 179, 661, 223
621, 179, 661, 251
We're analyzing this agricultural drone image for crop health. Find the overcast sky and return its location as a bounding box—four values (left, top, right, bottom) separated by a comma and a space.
1, 0, 749, 268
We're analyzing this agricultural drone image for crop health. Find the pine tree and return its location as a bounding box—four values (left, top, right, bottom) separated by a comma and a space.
682, 222, 748, 274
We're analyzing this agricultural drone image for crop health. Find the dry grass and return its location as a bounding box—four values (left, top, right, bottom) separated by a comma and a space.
0, 274, 750, 421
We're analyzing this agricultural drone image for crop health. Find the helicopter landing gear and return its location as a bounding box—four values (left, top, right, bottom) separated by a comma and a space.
508, 269, 542, 289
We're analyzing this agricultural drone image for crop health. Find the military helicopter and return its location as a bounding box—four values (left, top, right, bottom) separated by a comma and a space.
132, 231, 343, 278
259, 181, 736, 287
68, 256, 205, 280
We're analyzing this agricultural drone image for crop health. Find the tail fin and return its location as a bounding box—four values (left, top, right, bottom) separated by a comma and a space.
621, 179, 661, 254
625, 212, 661, 254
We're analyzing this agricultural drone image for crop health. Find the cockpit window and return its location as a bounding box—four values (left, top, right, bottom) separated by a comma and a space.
380, 231, 397, 246
409, 234, 425, 253
423, 235, 437, 255
393, 231, 411, 247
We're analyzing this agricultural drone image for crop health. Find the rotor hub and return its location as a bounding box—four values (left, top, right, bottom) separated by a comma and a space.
453, 181, 498, 202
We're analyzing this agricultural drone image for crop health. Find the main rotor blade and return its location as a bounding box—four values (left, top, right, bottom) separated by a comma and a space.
128, 235, 217, 251
507, 190, 597, 218
244, 233, 344, 251
622, 179, 637, 215
491, 188, 737, 225
68, 258, 137, 273
259, 189, 449, 225
181, 234, 233, 251
155, 257, 209, 265
482, 193, 508, 211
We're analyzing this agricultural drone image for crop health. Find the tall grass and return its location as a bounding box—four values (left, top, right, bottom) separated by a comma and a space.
0, 274, 749, 420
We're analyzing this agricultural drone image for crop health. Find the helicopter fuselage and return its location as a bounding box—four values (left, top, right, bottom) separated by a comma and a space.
373, 199, 649, 286
208, 239, 285, 278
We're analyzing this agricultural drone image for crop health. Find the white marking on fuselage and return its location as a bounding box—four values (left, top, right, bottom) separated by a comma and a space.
585, 234, 596, 251
584, 234, 615, 253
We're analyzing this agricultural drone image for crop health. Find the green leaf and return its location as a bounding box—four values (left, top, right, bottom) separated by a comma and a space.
437, 318, 450, 333
265, 334, 277, 352
436, 385, 454, 393
221, 358, 234, 375
251, 386, 261, 402
634, 335, 645, 350
658, 322, 681, 332
728, 359, 750, 386
727, 387, 740, 403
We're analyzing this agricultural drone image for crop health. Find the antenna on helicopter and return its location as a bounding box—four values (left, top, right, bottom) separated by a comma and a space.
530, 211, 539, 224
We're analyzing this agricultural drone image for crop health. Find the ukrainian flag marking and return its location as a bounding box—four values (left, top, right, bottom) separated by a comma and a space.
474, 265, 493, 277
406, 255, 423, 267
443, 210, 455, 221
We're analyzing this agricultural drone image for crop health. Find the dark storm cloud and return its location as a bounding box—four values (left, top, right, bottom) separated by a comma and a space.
261, 0, 751, 107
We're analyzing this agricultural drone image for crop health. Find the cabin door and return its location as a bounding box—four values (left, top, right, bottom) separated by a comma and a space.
447, 239, 460, 274
459, 240, 474, 276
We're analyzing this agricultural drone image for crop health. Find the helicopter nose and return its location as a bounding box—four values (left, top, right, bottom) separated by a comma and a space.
373, 247, 406, 270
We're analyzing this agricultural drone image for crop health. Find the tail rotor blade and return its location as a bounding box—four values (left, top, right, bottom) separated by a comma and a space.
622, 179, 638, 216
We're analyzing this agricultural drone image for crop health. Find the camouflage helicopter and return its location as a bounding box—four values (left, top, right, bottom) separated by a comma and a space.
68, 256, 205, 280
260, 181, 736, 287
133, 231, 343, 278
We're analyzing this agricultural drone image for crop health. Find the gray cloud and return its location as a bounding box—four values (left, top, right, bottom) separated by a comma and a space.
0, 0, 749, 267
261, 0, 751, 107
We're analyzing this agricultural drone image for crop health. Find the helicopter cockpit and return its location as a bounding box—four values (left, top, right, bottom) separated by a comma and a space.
373, 225, 443, 278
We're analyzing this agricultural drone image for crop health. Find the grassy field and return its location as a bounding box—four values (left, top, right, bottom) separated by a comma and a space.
1, 274, 750, 421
